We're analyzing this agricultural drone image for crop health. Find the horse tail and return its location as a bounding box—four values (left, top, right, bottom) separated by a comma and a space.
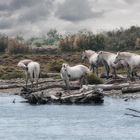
32, 70, 35, 79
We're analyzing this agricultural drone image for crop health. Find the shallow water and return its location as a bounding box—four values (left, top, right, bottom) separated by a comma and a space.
0, 94, 140, 140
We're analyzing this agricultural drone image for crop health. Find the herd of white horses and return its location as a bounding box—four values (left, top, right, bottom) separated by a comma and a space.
17, 50, 140, 89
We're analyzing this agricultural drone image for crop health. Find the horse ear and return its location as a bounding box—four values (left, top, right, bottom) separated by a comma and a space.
99, 51, 103, 54
117, 51, 120, 55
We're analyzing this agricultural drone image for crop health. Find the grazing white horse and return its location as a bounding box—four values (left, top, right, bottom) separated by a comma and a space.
97, 51, 127, 78
81, 50, 100, 76
17, 60, 40, 88
60, 63, 90, 89
114, 52, 140, 77
17, 59, 33, 70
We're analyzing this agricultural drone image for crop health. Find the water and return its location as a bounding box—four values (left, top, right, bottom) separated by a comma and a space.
0, 94, 140, 140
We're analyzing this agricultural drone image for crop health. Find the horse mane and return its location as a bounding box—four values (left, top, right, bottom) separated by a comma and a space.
85, 50, 95, 53
99, 51, 115, 55
119, 52, 139, 58
85, 50, 96, 55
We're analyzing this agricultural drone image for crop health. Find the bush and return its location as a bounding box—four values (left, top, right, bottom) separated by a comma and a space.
87, 73, 103, 84
59, 31, 106, 51
7, 39, 29, 54
0, 36, 8, 53
48, 59, 65, 72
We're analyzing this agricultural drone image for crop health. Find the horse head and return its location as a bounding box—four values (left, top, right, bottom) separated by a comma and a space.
61, 63, 71, 81
114, 52, 123, 64
81, 51, 87, 62
62, 63, 69, 69
17, 62, 28, 70
96, 51, 103, 64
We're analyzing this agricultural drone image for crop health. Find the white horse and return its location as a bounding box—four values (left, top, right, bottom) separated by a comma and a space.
17, 59, 33, 69
17, 60, 40, 88
114, 52, 140, 77
97, 51, 128, 78
60, 63, 90, 89
81, 50, 99, 76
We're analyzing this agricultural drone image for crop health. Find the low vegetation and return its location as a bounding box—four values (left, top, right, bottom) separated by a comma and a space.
87, 73, 103, 84
0, 26, 140, 79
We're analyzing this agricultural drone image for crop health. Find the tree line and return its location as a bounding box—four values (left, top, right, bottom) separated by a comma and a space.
0, 26, 140, 54
59, 26, 140, 51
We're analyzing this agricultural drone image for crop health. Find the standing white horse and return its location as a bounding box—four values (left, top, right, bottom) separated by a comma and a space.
17, 60, 40, 88
60, 63, 90, 89
114, 52, 140, 78
81, 50, 100, 76
97, 51, 127, 78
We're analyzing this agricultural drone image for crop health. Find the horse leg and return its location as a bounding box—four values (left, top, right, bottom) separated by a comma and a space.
129, 68, 135, 81
30, 79, 34, 88
84, 74, 88, 85
103, 60, 110, 79
30, 75, 34, 89
126, 65, 131, 79
25, 71, 28, 89
81, 74, 88, 86
79, 77, 83, 88
95, 65, 99, 77
36, 78, 39, 88
64, 79, 70, 91
105, 64, 110, 79
112, 67, 117, 79
89, 65, 93, 72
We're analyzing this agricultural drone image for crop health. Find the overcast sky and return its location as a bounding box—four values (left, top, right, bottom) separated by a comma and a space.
0, 0, 140, 38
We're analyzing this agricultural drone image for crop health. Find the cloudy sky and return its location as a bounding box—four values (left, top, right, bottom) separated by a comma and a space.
0, 0, 140, 38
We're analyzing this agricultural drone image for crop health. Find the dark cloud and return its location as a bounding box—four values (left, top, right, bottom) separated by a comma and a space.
55, 0, 104, 22
18, 1, 54, 23
0, 0, 55, 27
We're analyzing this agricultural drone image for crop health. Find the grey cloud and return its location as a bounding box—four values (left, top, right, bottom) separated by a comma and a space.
0, 0, 139, 38
0, 0, 55, 26
0, 19, 13, 29
55, 0, 104, 22
18, 2, 53, 23
123, 0, 139, 4
0, 0, 42, 11
0, 0, 56, 34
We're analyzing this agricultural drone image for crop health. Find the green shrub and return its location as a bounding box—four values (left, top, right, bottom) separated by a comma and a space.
48, 59, 65, 72
87, 73, 103, 84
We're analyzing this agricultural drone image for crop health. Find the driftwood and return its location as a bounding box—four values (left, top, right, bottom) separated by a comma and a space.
20, 82, 137, 101
126, 108, 140, 113
0, 79, 63, 89
105, 78, 127, 84
125, 113, 140, 117
21, 87, 104, 105
21, 84, 80, 94
122, 86, 140, 93
125, 108, 140, 118
86, 83, 131, 91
